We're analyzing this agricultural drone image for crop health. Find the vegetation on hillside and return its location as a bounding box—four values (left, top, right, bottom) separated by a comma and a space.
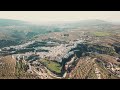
92, 31, 110, 37
39, 59, 62, 75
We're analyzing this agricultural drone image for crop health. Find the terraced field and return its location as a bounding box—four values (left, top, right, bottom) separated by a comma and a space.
0, 55, 38, 79
68, 56, 120, 79
95, 60, 119, 79
69, 57, 95, 79
0, 55, 16, 79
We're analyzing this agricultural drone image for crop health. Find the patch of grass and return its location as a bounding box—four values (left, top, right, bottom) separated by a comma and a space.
92, 32, 110, 36
39, 59, 62, 74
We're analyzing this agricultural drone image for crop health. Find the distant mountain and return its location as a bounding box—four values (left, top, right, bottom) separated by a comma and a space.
76, 19, 112, 26
48, 19, 114, 30
72, 19, 113, 29
110, 21, 120, 25
0, 19, 118, 48
0, 19, 63, 48
0, 19, 113, 27
0, 19, 28, 26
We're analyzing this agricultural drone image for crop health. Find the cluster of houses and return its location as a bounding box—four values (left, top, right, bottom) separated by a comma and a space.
0, 38, 84, 64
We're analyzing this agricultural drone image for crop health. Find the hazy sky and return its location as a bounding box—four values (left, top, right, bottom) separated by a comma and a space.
0, 11, 120, 22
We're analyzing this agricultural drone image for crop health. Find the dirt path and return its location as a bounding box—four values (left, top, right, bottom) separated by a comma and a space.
95, 67, 101, 79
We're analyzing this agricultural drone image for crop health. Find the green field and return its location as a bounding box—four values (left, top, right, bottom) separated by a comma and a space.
92, 32, 110, 36
39, 59, 62, 74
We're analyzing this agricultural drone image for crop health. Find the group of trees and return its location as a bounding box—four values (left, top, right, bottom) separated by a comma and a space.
71, 43, 117, 57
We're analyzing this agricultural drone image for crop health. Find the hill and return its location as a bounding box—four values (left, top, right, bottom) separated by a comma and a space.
0, 19, 27, 26
68, 56, 120, 79
0, 55, 39, 79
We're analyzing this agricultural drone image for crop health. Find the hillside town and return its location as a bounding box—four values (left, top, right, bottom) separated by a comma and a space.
0, 37, 84, 62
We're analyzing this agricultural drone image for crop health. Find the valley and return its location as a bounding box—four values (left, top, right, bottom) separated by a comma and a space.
0, 19, 120, 79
